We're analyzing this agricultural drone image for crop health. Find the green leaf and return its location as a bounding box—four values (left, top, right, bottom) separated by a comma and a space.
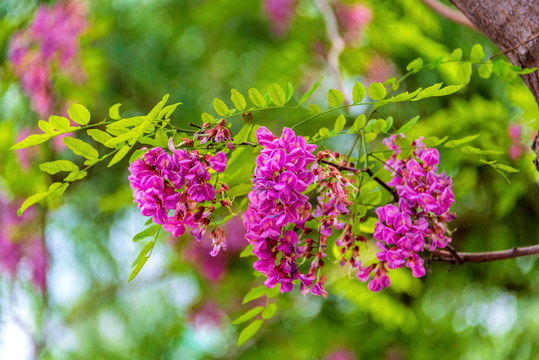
158, 103, 181, 120
444, 134, 480, 148
249, 88, 266, 108
201, 112, 215, 123
49, 115, 71, 131
352, 82, 366, 103
64, 170, 87, 182
237, 319, 263, 346
239, 245, 254, 258
39, 160, 78, 174
328, 89, 344, 108
431, 84, 465, 97
406, 57, 423, 73
17, 192, 49, 216
106, 116, 145, 130
232, 307, 264, 325
227, 184, 252, 197
128, 256, 149, 283
147, 94, 169, 121
38, 120, 55, 135
364, 133, 378, 143
457, 61, 472, 83
284, 82, 294, 103
308, 104, 321, 114
49, 182, 69, 202
11, 133, 51, 150
412, 84, 465, 101
334, 114, 346, 132
268, 83, 286, 106
460, 146, 502, 155
104, 129, 138, 147
262, 303, 277, 319
397, 115, 420, 133
298, 76, 323, 106
131, 241, 154, 269
412, 83, 442, 101
87, 129, 115, 148
154, 128, 169, 148
384, 116, 394, 132
234, 124, 253, 144
213, 98, 229, 117
133, 225, 161, 242
493, 60, 508, 79
368, 83, 386, 101
109, 103, 122, 120
319, 127, 329, 137
129, 149, 147, 163
449, 48, 463, 61
352, 114, 366, 131
108, 145, 131, 167
372, 119, 387, 133
231, 89, 247, 111
493, 163, 519, 173
478, 60, 493, 79
68, 103, 91, 125
470, 44, 485, 63
63, 137, 99, 159
243, 285, 269, 304
510, 66, 537, 75
364, 119, 375, 133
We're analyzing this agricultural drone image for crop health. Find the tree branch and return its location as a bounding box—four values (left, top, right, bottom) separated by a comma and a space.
431, 244, 539, 263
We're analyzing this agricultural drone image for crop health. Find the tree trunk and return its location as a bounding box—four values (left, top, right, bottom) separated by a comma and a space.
449, 0, 539, 170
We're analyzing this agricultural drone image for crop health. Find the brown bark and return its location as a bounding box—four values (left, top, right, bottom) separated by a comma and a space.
449, 0, 539, 170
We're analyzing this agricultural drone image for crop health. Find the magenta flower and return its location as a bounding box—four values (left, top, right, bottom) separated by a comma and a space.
366, 135, 456, 290
209, 151, 227, 173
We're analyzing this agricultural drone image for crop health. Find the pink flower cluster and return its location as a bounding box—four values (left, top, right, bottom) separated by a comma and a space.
244, 126, 318, 294
360, 135, 455, 291
0, 195, 48, 292
8, 0, 87, 117
194, 119, 233, 145
128, 140, 228, 255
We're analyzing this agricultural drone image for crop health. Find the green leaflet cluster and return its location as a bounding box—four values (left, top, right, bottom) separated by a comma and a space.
12, 95, 182, 216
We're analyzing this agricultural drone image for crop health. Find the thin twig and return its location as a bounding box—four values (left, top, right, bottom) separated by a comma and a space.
490, 31, 539, 59
420, 0, 477, 31
315, 0, 348, 104
431, 245, 539, 263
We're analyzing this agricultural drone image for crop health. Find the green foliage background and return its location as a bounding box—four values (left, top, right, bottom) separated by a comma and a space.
0, 0, 538, 359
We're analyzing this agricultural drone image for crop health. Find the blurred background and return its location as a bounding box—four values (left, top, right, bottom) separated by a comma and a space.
0, 0, 538, 359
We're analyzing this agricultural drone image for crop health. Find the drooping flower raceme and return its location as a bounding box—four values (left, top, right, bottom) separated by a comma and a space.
128, 140, 228, 256
244, 126, 318, 294
8, 0, 87, 118
360, 135, 456, 291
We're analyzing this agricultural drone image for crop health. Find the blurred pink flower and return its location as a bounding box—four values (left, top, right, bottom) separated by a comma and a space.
508, 123, 529, 160
336, 3, 372, 44
324, 348, 357, 360
263, 0, 296, 35
15, 128, 40, 171
0, 194, 48, 292
366, 54, 395, 84
8, 0, 88, 118
182, 217, 247, 282
188, 301, 226, 329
